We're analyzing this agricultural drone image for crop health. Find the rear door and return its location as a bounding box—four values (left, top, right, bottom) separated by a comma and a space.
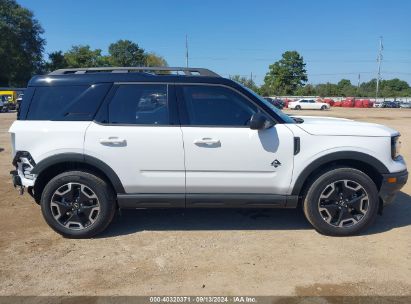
84, 83, 185, 201
177, 84, 295, 201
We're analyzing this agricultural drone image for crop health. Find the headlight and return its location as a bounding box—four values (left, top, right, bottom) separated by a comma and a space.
391, 135, 401, 160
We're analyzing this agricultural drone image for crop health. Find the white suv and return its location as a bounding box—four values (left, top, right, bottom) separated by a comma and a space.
289, 99, 330, 110
9, 67, 408, 238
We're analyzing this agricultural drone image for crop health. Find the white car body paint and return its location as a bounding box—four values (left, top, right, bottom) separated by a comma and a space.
84, 122, 185, 194
9, 115, 407, 194
288, 99, 330, 110
181, 125, 294, 194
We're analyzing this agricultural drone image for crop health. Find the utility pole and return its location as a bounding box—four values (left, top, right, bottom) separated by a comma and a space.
357, 73, 361, 88
185, 34, 189, 68
376, 36, 383, 101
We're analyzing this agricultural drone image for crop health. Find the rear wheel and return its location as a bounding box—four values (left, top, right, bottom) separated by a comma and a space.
41, 171, 116, 238
303, 167, 379, 236
321, 105, 327, 110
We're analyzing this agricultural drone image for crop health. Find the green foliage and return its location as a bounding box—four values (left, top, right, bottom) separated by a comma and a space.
379, 78, 411, 97
296, 78, 411, 98
44, 51, 68, 72
64, 45, 108, 68
145, 52, 168, 67
337, 79, 356, 97
108, 39, 145, 67
229, 75, 258, 91
43, 41, 168, 73
263, 51, 308, 95
0, 0, 45, 86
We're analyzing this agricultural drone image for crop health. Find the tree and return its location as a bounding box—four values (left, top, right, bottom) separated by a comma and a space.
64, 45, 107, 68
337, 79, 356, 97
296, 84, 316, 96
0, 0, 45, 86
229, 75, 258, 91
44, 51, 68, 72
145, 52, 168, 67
263, 51, 307, 95
380, 78, 411, 98
316, 83, 339, 97
108, 39, 145, 66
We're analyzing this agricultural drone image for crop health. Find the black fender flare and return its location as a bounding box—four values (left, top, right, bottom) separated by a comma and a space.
291, 151, 390, 196
31, 153, 125, 193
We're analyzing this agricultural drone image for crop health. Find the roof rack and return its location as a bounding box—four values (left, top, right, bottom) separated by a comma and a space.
49, 67, 220, 77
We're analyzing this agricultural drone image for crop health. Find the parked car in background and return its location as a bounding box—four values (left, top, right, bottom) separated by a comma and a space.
380, 101, 400, 108
0, 97, 4, 112
264, 97, 284, 109
16, 94, 24, 112
288, 99, 330, 110
399, 102, 411, 109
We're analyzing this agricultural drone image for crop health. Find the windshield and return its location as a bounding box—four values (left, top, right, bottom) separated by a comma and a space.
241, 85, 295, 123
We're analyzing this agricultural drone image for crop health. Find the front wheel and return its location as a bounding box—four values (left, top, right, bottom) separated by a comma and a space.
303, 167, 379, 236
40, 171, 116, 238
321, 105, 327, 110
295, 105, 302, 110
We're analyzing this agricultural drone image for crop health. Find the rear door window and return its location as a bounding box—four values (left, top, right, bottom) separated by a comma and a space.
108, 84, 169, 125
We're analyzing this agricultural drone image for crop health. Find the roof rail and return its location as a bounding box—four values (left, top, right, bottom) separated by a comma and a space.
49, 67, 220, 77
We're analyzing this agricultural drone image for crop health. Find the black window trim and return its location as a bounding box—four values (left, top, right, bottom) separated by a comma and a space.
175, 83, 277, 128
94, 82, 180, 127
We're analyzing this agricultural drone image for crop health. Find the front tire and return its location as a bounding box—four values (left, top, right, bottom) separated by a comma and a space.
40, 171, 116, 238
303, 167, 379, 236
295, 105, 302, 110
321, 105, 327, 110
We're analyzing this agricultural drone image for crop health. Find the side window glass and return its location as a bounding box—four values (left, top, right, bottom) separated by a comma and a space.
108, 84, 169, 125
181, 85, 257, 126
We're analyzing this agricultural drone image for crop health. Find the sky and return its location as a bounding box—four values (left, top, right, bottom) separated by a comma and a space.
18, 0, 411, 85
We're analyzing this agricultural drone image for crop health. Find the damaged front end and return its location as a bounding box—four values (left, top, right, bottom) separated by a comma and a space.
10, 151, 36, 196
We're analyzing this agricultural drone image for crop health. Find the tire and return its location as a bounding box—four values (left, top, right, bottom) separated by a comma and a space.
321, 105, 327, 110
40, 171, 116, 238
303, 167, 379, 236
295, 105, 302, 110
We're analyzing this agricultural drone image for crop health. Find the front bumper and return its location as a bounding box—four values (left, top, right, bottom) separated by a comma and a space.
379, 170, 408, 205
10, 170, 24, 194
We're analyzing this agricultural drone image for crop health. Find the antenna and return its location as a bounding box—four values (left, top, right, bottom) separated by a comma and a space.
185, 34, 189, 68
376, 36, 383, 101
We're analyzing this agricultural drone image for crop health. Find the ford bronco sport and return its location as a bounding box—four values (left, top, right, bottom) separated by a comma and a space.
9, 67, 408, 238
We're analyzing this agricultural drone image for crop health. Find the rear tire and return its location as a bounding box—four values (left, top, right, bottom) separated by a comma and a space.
321, 105, 327, 110
40, 171, 116, 238
303, 167, 379, 236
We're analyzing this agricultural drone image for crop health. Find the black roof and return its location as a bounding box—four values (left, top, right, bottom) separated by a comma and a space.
29, 66, 232, 87
28, 72, 237, 87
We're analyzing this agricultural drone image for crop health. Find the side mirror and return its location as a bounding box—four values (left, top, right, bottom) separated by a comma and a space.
249, 112, 272, 130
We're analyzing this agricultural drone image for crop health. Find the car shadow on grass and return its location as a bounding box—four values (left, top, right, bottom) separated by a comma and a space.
99, 191, 411, 238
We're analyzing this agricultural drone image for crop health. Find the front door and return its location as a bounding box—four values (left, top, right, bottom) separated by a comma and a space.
177, 84, 295, 200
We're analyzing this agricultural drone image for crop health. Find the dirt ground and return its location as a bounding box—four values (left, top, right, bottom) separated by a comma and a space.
0, 108, 410, 296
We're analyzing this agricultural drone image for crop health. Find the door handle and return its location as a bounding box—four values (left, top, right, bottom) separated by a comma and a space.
193, 138, 221, 145
99, 137, 126, 145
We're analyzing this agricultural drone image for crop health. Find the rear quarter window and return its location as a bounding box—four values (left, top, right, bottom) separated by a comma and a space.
26, 84, 111, 121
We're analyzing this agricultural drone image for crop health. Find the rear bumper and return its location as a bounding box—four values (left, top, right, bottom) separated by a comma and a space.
379, 170, 408, 205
